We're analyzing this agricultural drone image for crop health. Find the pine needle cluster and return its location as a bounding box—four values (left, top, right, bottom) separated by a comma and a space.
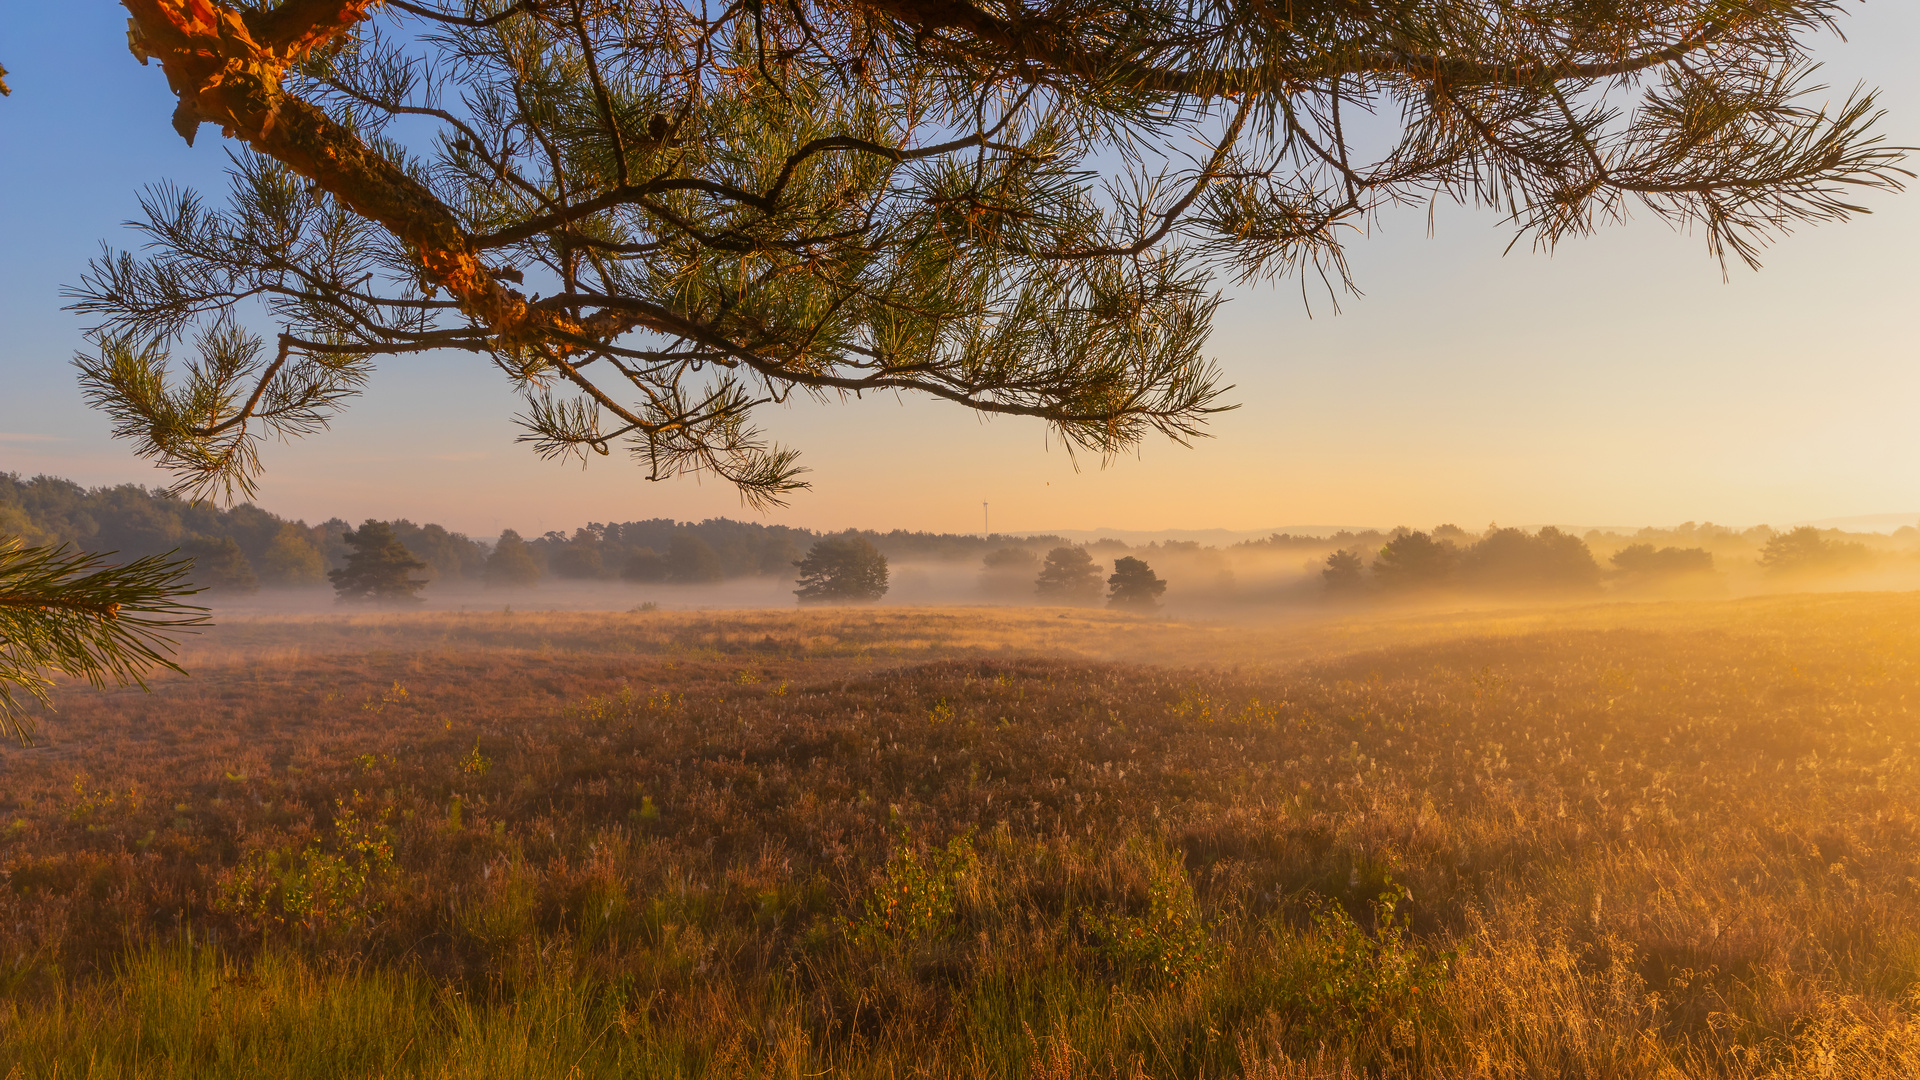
0, 537, 208, 743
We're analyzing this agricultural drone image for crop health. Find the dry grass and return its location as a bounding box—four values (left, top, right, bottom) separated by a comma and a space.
2, 595, 1919, 1077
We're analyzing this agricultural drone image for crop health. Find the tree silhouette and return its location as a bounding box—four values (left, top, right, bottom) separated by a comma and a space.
621, 548, 668, 584
328, 520, 428, 603
63, 1, 1905, 508
1611, 544, 1715, 578
1035, 546, 1104, 605
483, 529, 541, 589
257, 523, 325, 586
389, 520, 488, 580
1758, 527, 1871, 577
1107, 557, 1167, 611
1322, 549, 1367, 594
549, 530, 608, 579
1459, 527, 1601, 591
1372, 532, 1459, 590
794, 536, 889, 604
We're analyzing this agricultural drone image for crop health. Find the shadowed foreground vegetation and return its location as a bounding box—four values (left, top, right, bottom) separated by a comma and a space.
3, 598, 1919, 1077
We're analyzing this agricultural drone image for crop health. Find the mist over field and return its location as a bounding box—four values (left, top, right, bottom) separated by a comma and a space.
19, 474, 1920, 625
190, 522, 1920, 618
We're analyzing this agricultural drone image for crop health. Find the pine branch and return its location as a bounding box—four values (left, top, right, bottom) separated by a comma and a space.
0, 536, 210, 744
74, 0, 1907, 510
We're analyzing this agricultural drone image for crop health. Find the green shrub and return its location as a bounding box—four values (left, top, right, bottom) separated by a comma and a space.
1087, 843, 1222, 982
213, 797, 394, 934
1294, 884, 1451, 1042
850, 827, 974, 945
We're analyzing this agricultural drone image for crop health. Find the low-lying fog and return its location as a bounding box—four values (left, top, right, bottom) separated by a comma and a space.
203, 529, 1920, 618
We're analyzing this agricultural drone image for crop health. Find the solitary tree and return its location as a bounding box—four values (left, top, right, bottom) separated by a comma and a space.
1372, 532, 1459, 590
329, 520, 429, 602
483, 529, 542, 588
1107, 557, 1167, 611
1322, 549, 1367, 594
795, 536, 889, 603
50, 1, 1903, 512
1034, 546, 1103, 604
0, 536, 207, 743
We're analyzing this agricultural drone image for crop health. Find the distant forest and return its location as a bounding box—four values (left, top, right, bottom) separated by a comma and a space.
4, 472, 1914, 597
0, 473, 1070, 593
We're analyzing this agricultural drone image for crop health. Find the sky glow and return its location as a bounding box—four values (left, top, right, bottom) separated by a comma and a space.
2, 5, 1915, 538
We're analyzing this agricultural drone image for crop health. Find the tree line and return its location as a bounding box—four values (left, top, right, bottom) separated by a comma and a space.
5, 474, 1904, 605
0, 473, 1076, 596
1320, 523, 1891, 596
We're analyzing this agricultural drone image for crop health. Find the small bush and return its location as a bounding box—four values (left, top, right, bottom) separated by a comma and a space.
850, 827, 974, 945
213, 798, 394, 934
1087, 842, 1222, 982
1294, 885, 1451, 1043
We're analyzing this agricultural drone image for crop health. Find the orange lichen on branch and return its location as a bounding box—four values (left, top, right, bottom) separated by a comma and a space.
119, 0, 616, 350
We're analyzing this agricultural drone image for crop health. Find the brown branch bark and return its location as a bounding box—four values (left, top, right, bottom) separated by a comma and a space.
0, 596, 121, 619
120, 0, 645, 348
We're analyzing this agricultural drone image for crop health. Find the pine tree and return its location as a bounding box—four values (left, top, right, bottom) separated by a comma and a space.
1107, 557, 1167, 611
794, 537, 889, 604
1322, 549, 1367, 594
1034, 547, 1104, 605
484, 530, 542, 589
66, 1, 1905, 507
328, 520, 428, 603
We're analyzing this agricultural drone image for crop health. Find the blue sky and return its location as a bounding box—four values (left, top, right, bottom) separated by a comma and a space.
2, 5, 1916, 538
